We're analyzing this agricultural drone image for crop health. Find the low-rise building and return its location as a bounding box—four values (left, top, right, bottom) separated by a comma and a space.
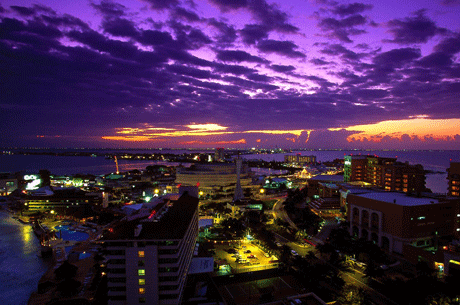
347, 191, 460, 254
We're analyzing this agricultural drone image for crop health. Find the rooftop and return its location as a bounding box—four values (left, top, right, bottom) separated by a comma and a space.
309, 174, 344, 182
102, 193, 198, 240
355, 192, 440, 206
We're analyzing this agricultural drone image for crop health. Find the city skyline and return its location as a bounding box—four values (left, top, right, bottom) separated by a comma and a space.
1, 0, 460, 149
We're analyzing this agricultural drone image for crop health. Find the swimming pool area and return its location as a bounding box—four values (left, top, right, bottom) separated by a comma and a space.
54, 225, 89, 242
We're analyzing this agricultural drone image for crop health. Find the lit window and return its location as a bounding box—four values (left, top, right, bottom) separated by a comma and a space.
138, 269, 145, 276
138, 251, 145, 258
139, 279, 145, 285
139, 288, 145, 294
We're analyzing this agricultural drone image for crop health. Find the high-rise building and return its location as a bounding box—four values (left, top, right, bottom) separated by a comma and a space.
343, 155, 367, 182
214, 148, 225, 162
447, 162, 460, 197
102, 193, 199, 305
344, 155, 426, 193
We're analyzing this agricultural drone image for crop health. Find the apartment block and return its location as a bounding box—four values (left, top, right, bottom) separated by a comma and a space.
103, 193, 199, 305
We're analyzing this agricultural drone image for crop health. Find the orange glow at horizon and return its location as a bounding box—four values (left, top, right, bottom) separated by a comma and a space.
102, 124, 313, 143
329, 118, 460, 142
179, 139, 247, 145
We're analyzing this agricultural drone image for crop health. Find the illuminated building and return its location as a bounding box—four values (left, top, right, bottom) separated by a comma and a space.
214, 148, 225, 162
347, 191, 460, 254
447, 162, 460, 197
344, 155, 426, 193
343, 155, 367, 182
175, 163, 254, 198
284, 154, 316, 164
102, 193, 199, 305
0, 173, 17, 196
24, 187, 100, 211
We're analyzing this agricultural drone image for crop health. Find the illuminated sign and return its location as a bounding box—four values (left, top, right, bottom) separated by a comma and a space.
24, 174, 41, 190
344, 160, 351, 166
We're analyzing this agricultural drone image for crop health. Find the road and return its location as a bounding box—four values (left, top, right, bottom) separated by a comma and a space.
272, 196, 298, 230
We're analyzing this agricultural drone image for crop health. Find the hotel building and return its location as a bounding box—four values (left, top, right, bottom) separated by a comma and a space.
284, 154, 316, 164
344, 155, 426, 193
447, 162, 460, 197
102, 193, 199, 305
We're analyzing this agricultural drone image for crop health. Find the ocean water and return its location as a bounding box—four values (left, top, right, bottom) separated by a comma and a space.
0, 211, 53, 305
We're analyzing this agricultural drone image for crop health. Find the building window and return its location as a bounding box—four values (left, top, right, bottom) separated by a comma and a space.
138, 251, 145, 258
138, 269, 145, 276
139, 288, 145, 294
138, 260, 145, 267
139, 297, 146, 303
139, 278, 145, 285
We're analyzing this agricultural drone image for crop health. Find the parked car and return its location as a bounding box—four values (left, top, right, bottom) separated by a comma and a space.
247, 254, 256, 259
291, 250, 299, 256
244, 250, 251, 253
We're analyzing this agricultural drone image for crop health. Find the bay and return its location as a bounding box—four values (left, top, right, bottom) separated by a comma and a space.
0, 211, 53, 305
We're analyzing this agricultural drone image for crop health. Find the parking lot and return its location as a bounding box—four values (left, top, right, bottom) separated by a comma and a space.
213, 241, 278, 273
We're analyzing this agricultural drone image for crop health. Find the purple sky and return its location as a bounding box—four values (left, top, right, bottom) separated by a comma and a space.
1, 0, 460, 149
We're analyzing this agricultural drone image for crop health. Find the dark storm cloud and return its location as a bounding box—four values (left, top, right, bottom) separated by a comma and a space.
138, 29, 174, 46
141, 0, 180, 10
256, 39, 306, 58
320, 44, 363, 62
269, 64, 296, 73
10, 5, 35, 16
310, 58, 331, 66
434, 32, 460, 55
246, 73, 272, 82
90, 0, 127, 17
207, 18, 237, 44
102, 17, 138, 37
385, 10, 445, 44
318, 14, 368, 42
214, 63, 257, 75
167, 65, 215, 79
240, 24, 269, 45
67, 28, 139, 59
416, 52, 453, 68
332, 3, 373, 16
172, 7, 201, 22
208, 0, 248, 11
372, 48, 421, 69
215, 50, 267, 63
222, 75, 278, 91
209, 0, 298, 34
167, 20, 212, 50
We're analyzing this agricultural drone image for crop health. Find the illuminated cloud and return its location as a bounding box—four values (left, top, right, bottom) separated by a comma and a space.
331, 118, 460, 142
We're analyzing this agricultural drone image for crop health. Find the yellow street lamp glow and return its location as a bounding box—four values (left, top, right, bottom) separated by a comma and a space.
154, 189, 159, 194
50, 210, 55, 214
260, 189, 265, 194
199, 191, 204, 196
